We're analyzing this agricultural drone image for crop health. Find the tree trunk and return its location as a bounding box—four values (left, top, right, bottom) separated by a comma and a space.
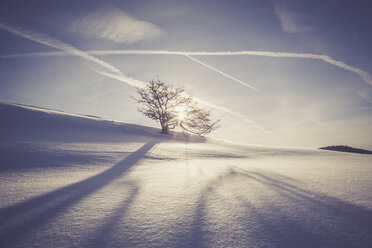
161, 123, 169, 134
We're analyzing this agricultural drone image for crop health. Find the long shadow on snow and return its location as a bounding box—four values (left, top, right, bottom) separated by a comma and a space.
0, 142, 174, 171
79, 181, 140, 248
0, 145, 125, 171
0, 141, 157, 247
182, 166, 372, 248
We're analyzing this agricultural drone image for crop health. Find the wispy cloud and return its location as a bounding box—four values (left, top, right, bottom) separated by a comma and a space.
3, 49, 371, 87
271, 0, 313, 33
0, 23, 276, 137
69, 6, 163, 44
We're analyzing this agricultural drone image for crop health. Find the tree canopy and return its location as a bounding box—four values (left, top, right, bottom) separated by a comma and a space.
133, 79, 220, 135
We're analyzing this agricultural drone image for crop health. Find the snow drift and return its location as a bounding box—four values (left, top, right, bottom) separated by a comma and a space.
0, 102, 371, 248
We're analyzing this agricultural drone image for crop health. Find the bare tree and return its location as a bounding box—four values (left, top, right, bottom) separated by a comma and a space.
180, 102, 220, 136
133, 79, 220, 135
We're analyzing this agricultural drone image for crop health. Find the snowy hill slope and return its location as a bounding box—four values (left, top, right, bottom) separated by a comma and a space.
0, 102, 201, 143
0, 102, 372, 248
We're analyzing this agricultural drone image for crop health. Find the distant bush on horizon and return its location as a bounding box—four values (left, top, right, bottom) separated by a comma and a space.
319, 145, 372, 155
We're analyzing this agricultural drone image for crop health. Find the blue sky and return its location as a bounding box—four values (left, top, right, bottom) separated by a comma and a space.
1, 0, 372, 149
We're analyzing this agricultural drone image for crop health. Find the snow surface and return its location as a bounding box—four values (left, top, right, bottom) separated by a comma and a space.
0, 102, 372, 248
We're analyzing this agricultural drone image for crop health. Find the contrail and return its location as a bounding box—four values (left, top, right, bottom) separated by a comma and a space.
184, 55, 274, 99
184, 55, 333, 130
89, 68, 146, 88
0, 24, 119, 74
0, 23, 278, 137
0, 23, 145, 88
93, 50, 372, 86
3, 49, 371, 86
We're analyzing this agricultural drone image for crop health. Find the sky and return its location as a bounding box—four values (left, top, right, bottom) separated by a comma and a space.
0, 0, 372, 149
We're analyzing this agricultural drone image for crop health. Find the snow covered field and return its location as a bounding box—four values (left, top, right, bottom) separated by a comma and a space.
1, 103, 372, 248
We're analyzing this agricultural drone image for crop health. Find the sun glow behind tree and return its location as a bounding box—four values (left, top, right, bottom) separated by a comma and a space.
133, 79, 220, 135
174, 106, 186, 121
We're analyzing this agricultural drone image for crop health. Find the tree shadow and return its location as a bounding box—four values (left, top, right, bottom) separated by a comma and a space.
0, 141, 157, 247
0, 141, 175, 171
0, 143, 127, 171
79, 180, 140, 248
234, 167, 372, 248
183, 166, 372, 248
